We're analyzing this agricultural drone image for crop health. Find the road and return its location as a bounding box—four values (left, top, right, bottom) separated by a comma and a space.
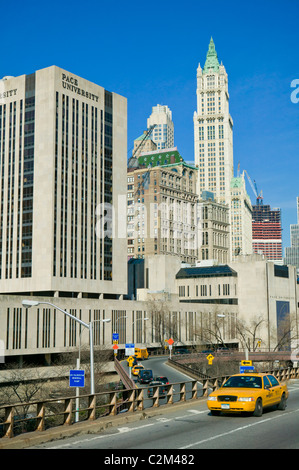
127, 356, 204, 403
29, 358, 299, 450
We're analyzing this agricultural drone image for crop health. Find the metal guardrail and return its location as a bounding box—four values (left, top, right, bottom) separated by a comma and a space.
0, 379, 199, 439
171, 350, 294, 363
1, 356, 298, 440
169, 359, 299, 396
114, 357, 136, 389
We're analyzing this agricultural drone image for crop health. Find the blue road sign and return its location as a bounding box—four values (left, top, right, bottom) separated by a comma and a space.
69, 370, 85, 387
240, 366, 255, 373
112, 333, 119, 341
125, 343, 135, 356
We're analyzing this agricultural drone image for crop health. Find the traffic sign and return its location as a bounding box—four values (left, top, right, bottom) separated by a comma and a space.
168, 338, 174, 345
69, 370, 85, 388
207, 353, 214, 365
240, 366, 255, 373
241, 360, 252, 366
125, 343, 135, 356
112, 344, 119, 350
112, 333, 119, 342
127, 356, 135, 367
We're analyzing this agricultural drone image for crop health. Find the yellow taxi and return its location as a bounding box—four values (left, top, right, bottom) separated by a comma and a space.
132, 364, 144, 376
207, 372, 288, 417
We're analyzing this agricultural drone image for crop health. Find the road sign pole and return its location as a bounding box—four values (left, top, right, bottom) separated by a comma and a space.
75, 358, 80, 423
168, 338, 174, 360
89, 323, 95, 395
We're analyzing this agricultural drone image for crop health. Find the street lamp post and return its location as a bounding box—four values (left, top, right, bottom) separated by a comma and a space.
75, 317, 110, 421
21, 300, 111, 395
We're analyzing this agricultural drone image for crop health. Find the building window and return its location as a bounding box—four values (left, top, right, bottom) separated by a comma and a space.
219, 125, 224, 139
207, 125, 215, 140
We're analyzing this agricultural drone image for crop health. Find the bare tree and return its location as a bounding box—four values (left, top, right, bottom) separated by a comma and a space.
193, 307, 236, 350
235, 315, 265, 352
0, 364, 50, 422
146, 298, 183, 349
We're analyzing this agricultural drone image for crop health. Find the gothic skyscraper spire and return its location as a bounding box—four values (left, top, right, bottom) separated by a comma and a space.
194, 39, 253, 261
194, 38, 233, 204
203, 37, 220, 74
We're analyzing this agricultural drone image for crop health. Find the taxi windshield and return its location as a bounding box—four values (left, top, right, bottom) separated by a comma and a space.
223, 376, 262, 389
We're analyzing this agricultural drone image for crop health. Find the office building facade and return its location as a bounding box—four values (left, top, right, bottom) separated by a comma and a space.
197, 191, 230, 264
147, 104, 174, 150
284, 197, 299, 272
230, 174, 253, 260
0, 66, 127, 297
252, 203, 282, 263
176, 256, 299, 350
193, 38, 234, 205
127, 161, 198, 264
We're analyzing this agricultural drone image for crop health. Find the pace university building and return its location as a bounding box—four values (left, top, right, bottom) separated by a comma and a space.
0, 66, 127, 298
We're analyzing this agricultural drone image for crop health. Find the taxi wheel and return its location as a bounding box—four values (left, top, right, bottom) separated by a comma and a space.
277, 393, 287, 410
253, 398, 263, 417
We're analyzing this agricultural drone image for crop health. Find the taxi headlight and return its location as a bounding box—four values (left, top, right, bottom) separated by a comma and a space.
208, 396, 218, 401
238, 397, 255, 402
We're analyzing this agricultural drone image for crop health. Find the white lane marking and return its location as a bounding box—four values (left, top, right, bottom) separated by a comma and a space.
45, 409, 207, 448
180, 408, 299, 449
187, 409, 206, 415
48, 422, 156, 448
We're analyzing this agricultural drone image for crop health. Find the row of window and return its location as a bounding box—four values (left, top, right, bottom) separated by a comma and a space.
4, 307, 113, 350
199, 125, 224, 140
178, 283, 235, 297
0, 75, 35, 279
53, 91, 113, 281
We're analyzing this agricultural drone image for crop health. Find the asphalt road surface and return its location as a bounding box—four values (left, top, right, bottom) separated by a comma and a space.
29, 360, 299, 450
127, 356, 204, 404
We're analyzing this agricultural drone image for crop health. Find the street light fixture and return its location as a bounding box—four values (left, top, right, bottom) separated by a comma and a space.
22, 300, 111, 395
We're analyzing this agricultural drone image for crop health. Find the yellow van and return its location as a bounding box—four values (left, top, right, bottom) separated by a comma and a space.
134, 347, 149, 360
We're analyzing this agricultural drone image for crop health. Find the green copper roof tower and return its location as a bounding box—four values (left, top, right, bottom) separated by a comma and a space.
194, 37, 238, 261
203, 37, 220, 74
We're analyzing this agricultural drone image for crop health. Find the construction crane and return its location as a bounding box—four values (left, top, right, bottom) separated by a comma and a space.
127, 124, 156, 169
243, 169, 263, 205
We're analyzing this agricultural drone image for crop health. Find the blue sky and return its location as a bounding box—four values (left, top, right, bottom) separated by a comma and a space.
3, 0, 299, 249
